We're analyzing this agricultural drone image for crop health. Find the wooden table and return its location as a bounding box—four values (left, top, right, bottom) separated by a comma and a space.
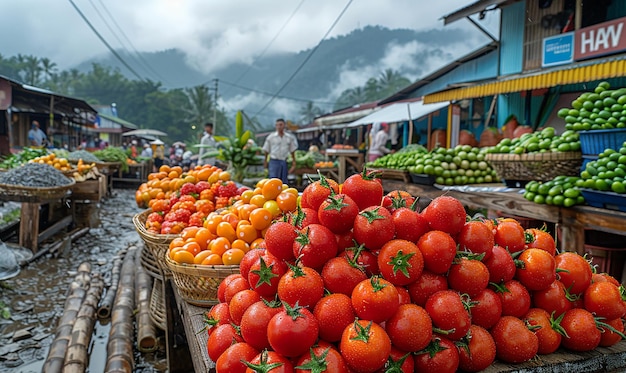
325, 149, 363, 183
19, 200, 73, 252
382, 180, 626, 255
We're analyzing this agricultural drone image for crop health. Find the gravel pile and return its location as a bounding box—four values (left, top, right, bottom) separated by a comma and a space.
0, 163, 73, 187
67, 150, 101, 163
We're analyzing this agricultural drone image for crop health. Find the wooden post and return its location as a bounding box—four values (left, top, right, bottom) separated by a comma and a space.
426, 114, 433, 150
19, 202, 40, 252
407, 103, 414, 145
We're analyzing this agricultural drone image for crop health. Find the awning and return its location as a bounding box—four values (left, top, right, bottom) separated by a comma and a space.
423, 58, 626, 104
346, 100, 450, 128
442, 0, 512, 25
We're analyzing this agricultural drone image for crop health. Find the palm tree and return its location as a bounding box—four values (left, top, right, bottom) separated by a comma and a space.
378, 68, 411, 97
299, 101, 323, 124
183, 84, 218, 134
364, 78, 381, 101
20, 55, 43, 86
40, 58, 58, 82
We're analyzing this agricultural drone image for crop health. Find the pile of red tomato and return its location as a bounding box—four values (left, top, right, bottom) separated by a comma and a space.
206, 170, 626, 373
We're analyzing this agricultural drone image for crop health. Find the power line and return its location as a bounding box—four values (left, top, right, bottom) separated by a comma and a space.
220, 79, 335, 107
67, 0, 146, 82
252, 0, 353, 120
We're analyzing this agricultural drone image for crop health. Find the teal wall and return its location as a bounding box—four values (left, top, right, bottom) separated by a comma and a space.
499, 1, 525, 75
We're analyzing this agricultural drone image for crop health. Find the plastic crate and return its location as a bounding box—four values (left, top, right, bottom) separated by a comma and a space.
579, 128, 626, 155
409, 173, 436, 185
580, 188, 626, 212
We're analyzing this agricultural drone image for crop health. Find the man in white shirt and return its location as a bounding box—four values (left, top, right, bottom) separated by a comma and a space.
368, 122, 392, 162
198, 122, 217, 166
262, 118, 298, 184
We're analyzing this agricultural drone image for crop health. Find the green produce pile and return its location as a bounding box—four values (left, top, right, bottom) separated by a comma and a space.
290, 150, 324, 169
365, 144, 428, 169
408, 145, 499, 185
580, 143, 626, 193
485, 127, 581, 154
0, 147, 49, 169
557, 81, 626, 131
523, 176, 585, 207
93, 147, 130, 172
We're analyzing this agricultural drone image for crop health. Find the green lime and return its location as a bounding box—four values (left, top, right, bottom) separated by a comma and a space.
548, 185, 564, 197
533, 194, 545, 204
563, 188, 580, 198
552, 195, 565, 206
611, 181, 626, 193
563, 197, 577, 207
595, 179, 610, 191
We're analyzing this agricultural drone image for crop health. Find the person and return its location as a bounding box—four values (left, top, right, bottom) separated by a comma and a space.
263, 118, 298, 184
368, 122, 392, 162
130, 140, 138, 159
152, 141, 166, 172
198, 122, 217, 165
140, 143, 153, 158
28, 120, 47, 147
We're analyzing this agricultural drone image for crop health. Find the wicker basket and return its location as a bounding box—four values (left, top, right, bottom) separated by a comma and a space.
133, 210, 179, 277
149, 277, 166, 330
140, 243, 163, 280
0, 179, 75, 203
485, 152, 582, 183
165, 255, 240, 307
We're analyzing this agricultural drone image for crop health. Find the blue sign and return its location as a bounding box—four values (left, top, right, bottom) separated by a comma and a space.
542, 32, 574, 67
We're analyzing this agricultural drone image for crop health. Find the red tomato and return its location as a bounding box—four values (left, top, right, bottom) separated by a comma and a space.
470, 288, 502, 330
247, 252, 287, 299
342, 170, 384, 210
340, 320, 391, 373
425, 290, 471, 341
377, 239, 424, 286
335, 230, 355, 254
377, 346, 414, 373
344, 246, 379, 276
239, 249, 265, 283
267, 303, 319, 357
313, 293, 356, 343
264, 222, 298, 261
396, 285, 412, 306
301, 178, 339, 211
207, 323, 243, 362
244, 350, 294, 373
351, 276, 399, 323
382, 190, 416, 214
277, 265, 324, 309
229, 289, 261, 325
560, 308, 601, 352
524, 308, 562, 355
290, 207, 320, 229
240, 299, 282, 351
421, 196, 467, 235
295, 341, 350, 373
407, 270, 448, 307
457, 325, 496, 372
215, 342, 259, 373
583, 281, 626, 320
385, 303, 432, 352
515, 248, 556, 291
391, 207, 430, 243
293, 224, 338, 271
413, 337, 459, 373
532, 280, 573, 317
491, 316, 539, 363
494, 218, 526, 254
223, 275, 251, 304
492, 279, 531, 318
599, 318, 625, 347
321, 256, 367, 296
353, 206, 395, 252
457, 220, 495, 260
204, 302, 231, 336
218, 273, 247, 304
525, 228, 556, 256
317, 193, 359, 234
447, 257, 489, 297
555, 252, 592, 295
417, 230, 457, 275
483, 245, 516, 283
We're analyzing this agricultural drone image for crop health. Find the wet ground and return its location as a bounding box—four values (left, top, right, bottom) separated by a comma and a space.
0, 188, 167, 372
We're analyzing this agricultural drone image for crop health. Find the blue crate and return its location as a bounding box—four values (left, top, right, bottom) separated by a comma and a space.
579, 128, 626, 155
580, 188, 626, 212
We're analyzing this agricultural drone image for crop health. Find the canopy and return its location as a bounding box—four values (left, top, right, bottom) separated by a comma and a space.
122, 128, 167, 137
346, 100, 450, 128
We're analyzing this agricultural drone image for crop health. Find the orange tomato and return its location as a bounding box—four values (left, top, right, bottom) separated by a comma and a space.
240, 190, 254, 204
222, 213, 240, 229
210, 237, 231, 256
249, 208, 273, 230
236, 223, 259, 243
216, 221, 237, 242
159, 165, 171, 174
193, 250, 213, 264
181, 226, 200, 241
201, 253, 223, 265
231, 239, 251, 253
194, 228, 214, 251
169, 237, 186, 250
204, 215, 223, 234
250, 194, 267, 208
276, 192, 297, 212
238, 204, 258, 221
183, 241, 202, 257
172, 250, 195, 264
218, 171, 231, 181
261, 178, 283, 200
222, 248, 245, 265
263, 200, 281, 218
250, 238, 265, 250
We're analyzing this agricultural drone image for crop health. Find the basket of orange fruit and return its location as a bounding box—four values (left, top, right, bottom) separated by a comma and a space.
164, 177, 299, 306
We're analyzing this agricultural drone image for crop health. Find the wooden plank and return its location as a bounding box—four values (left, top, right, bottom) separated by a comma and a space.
164, 279, 195, 373
37, 215, 72, 243
19, 202, 40, 252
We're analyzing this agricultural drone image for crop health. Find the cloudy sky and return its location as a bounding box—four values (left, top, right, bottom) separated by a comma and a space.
2, 0, 497, 72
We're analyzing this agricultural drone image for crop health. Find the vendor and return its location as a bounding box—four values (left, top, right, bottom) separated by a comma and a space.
263, 118, 298, 184
368, 122, 392, 162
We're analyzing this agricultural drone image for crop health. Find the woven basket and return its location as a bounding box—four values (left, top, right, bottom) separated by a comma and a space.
0, 179, 75, 203
165, 255, 240, 307
485, 152, 582, 183
140, 243, 163, 280
133, 210, 179, 277
149, 277, 166, 330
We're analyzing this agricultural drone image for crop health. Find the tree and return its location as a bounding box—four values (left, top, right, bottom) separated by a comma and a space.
40, 58, 57, 81
19, 55, 43, 86
299, 101, 323, 124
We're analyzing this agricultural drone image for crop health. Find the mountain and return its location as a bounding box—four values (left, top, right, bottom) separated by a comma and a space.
75, 25, 485, 119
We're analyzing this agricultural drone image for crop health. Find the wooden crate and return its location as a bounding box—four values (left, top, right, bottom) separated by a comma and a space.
370, 168, 411, 183
70, 177, 103, 201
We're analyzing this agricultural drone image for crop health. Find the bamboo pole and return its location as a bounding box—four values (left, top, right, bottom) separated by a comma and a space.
136, 254, 158, 352
62, 272, 104, 373
105, 246, 138, 373
97, 247, 128, 319
43, 262, 92, 373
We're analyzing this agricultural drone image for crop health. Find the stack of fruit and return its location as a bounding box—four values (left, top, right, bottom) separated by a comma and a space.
205, 173, 625, 372
28, 153, 73, 172
580, 144, 626, 193
485, 127, 581, 154
365, 144, 428, 170
523, 176, 585, 207
558, 81, 626, 132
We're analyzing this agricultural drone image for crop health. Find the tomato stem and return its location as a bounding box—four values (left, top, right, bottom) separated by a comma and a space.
242, 350, 284, 373
595, 317, 626, 340
294, 347, 330, 373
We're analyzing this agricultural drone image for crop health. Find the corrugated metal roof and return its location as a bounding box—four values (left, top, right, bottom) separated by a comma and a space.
443, 0, 517, 25
424, 57, 626, 104
98, 112, 139, 129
